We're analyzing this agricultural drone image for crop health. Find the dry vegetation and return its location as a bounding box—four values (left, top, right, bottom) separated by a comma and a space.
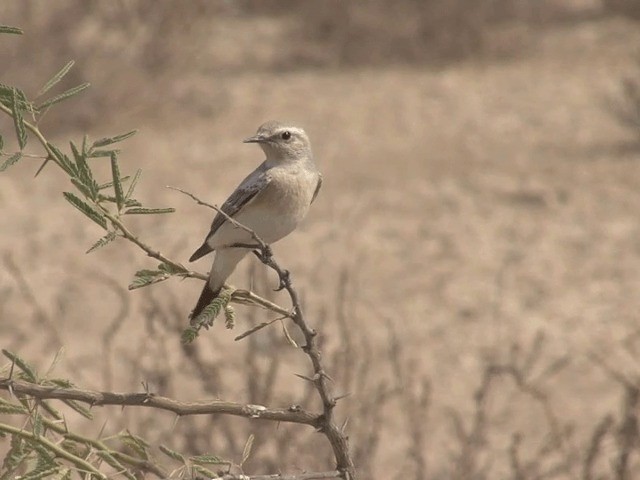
2, 0, 640, 478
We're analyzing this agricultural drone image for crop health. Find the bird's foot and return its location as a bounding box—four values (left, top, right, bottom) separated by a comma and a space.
274, 269, 290, 291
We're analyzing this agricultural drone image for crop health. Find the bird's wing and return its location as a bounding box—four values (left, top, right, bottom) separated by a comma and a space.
311, 173, 322, 204
189, 163, 272, 262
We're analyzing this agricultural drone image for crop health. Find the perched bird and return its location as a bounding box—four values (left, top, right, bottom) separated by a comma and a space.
188, 121, 322, 323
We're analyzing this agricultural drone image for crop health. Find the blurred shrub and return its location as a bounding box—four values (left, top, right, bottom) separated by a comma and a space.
241, 0, 594, 67
603, 0, 640, 20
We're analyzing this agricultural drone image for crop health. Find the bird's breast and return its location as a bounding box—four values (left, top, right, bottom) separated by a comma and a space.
229, 166, 318, 244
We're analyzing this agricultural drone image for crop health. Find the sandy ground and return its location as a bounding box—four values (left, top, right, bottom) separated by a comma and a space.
2, 14, 640, 478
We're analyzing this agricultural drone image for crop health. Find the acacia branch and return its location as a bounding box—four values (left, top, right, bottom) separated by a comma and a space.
172, 188, 356, 477
0, 378, 318, 426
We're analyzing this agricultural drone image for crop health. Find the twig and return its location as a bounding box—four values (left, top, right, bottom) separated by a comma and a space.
235, 316, 287, 341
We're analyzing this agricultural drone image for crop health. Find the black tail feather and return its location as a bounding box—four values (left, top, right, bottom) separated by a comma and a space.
189, 282, 221, 325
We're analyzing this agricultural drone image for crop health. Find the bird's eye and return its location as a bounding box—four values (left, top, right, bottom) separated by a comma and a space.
281, 131, 291, 140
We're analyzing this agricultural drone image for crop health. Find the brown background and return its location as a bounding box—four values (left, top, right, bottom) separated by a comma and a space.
2, 1, 640, 478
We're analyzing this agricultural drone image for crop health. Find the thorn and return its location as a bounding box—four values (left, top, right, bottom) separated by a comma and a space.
294, 373, 314, 383
7, 357, 16, 381
341, 416, 350, 433
334, 392, 351, 402
34, 156, 51, 177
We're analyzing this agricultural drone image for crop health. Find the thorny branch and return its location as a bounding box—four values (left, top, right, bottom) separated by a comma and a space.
171, 187, 357, 478
0, 378, 318, 426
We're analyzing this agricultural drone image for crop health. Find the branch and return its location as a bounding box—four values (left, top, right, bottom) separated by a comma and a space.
171, 188, 356, 477
0, 378, 318, 426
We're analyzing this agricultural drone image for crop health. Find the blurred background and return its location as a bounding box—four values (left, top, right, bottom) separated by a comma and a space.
2, 0, 640, 477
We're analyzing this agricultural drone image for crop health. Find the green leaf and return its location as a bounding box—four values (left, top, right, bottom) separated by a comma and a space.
47, 142, 76, 176
157, 262, 186, 274
19, 466, 60, 480
98, 175, 130, 191
95, 451, 136, 480
81, 134, 89, 156
70, 141, 98, 199
92, 130, 137, 148
62, 192, 107, 230
38, 61, 75, 97
180, 326, 198, 344
110, 152, 124, 211
0, 152, 22, 172
88, 148, 118, 158
119, 431, 149, 460
190, 454, 227, 465
0, 25, 23, 35
70, 178, 94, 200
36, 82, 90, 111
128, 269, 170, 290
124, 207, 175, 215
159, 444, 186, 463
191, 291, 232, 330
86, 231, 117, 254
241, 433, 255, 466
2, 349, 37, 382
1, 435, 28, 476
49, 468, 71, 480
191, 465, 219, 477
125, 169, 141, 200
33, 413, 44, 437
0, 397, 27, 415
0, 134, 4, 151
11, 88, 27, 149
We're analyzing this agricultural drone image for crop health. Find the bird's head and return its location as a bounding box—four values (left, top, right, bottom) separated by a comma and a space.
243, 121, 312, 163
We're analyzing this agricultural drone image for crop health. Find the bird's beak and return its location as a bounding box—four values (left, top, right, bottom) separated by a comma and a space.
243, 133, 268, 144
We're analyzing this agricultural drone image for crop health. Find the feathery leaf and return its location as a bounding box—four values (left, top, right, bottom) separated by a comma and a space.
0, 152, 22, 172
128, 269, 170, 290
86, 231, 118, 254
110, 152, 124, 211
125, 169, 142, 200
92, 130, 137, 148
2, 349, 37, 382
0, 25, 23, 35
124, 207, 175, 215
38, 61, 75, 97
37, 82, 90, 111
159, 445, 186, 464
63, 192, 107, 229
11, 88, 27, 149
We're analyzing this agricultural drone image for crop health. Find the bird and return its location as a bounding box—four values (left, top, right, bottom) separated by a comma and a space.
188, 121, 322, 324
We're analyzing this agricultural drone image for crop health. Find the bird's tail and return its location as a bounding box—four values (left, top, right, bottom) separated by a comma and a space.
189, 282, 221, 325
